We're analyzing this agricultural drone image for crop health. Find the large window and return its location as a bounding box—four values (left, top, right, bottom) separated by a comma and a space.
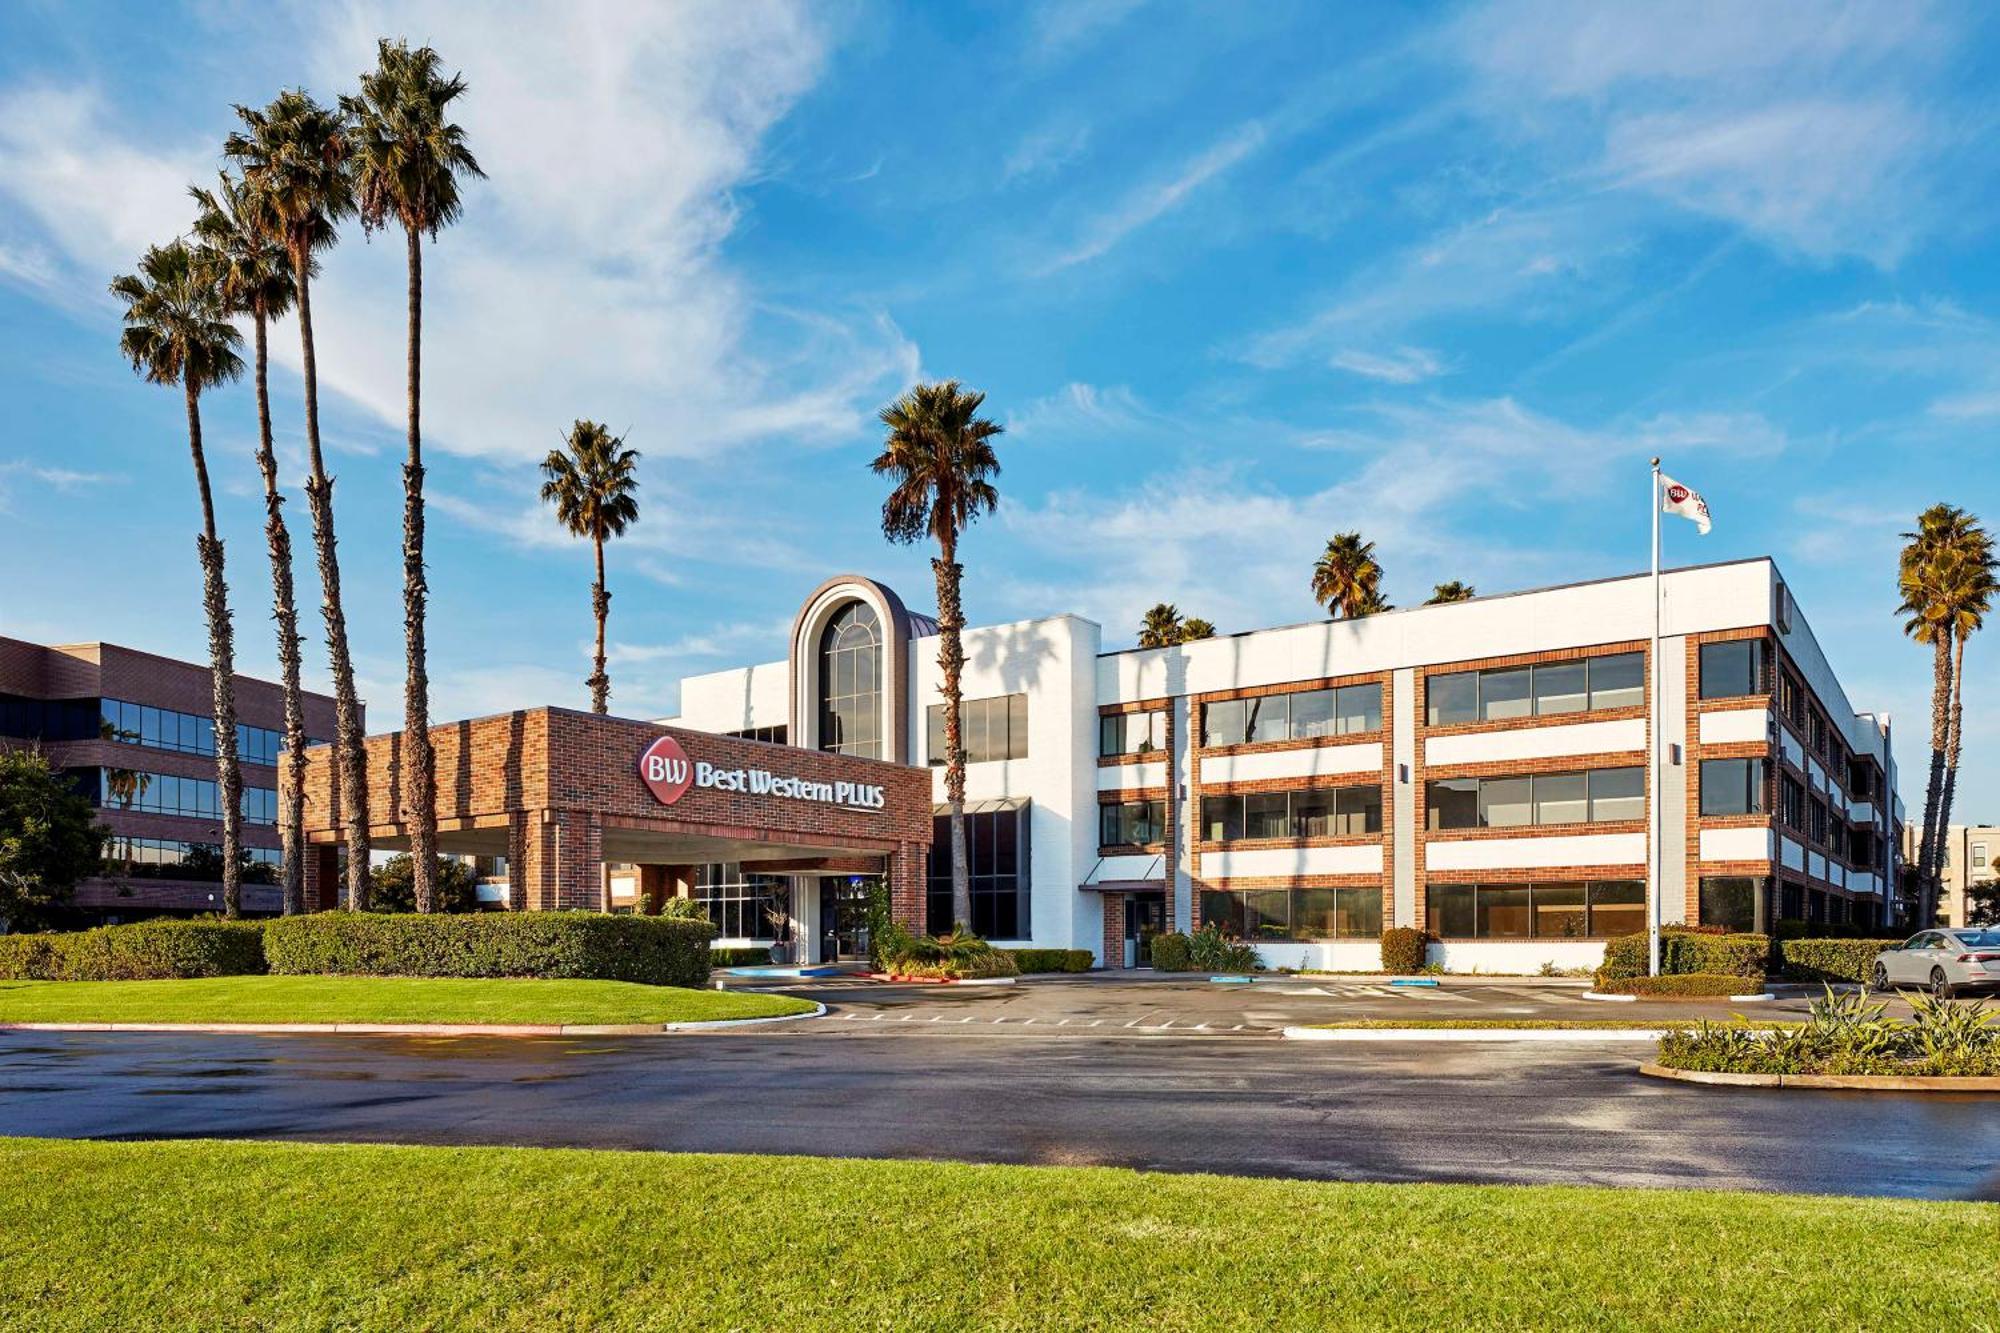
1201, 682, 1382, 747
724, 724, 788, 744
692, 865, 789, 940
927, 802, 1030, 938
101, 698, 306, 766
103, 836, 281, 883
1100, 711, 1166, 757
1425, 653, 1643, 726
98, 769, 278, 825
1698, 758, 1767, 817
1427, 881, 1643, 938
0, 693, 98, 742
1780, 774, 1806, 831
1200, 784, 1381, 841
1099, 798, 1164, 847
1698, 876, 1768, 933
927, 693, 1028, 765
1426, 767, 1643, 830
1698, 640, 1769, 700
1200, 886, 1381, 941
818, 601, 882, 758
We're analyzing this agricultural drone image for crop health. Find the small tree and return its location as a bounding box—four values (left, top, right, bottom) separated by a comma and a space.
0, 749, 108, 930
368, 853, 480, 913
1967, 879, 1999, 928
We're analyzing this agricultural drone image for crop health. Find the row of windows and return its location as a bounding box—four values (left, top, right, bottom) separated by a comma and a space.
1700, 641, 1883, 803
1200, 784, 1382, 841
1100, 711, 1166, 757
926, 694, 1028, 765
1426, 767, 1643, 831
101, 698, 306, 767
925, 806, 1030, 939
1427, 881, 1645, 939
1203, 683, 1382, 748
1699, 759, 1878, 864
92, 769, 278, 826
691, 865, 788, 940
723, 725, 788, 745
1100, 798, 1166, 847
1426, 653, 1644, 729
1199, 887, 1383, 942
0, 693, 100, 742
103, 836, 281, 883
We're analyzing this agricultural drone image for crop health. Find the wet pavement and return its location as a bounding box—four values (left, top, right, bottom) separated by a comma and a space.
3, 975, 1995, 1201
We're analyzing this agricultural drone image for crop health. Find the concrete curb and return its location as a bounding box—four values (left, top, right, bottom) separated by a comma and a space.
0, 1002, 828, 1039
1579, 991, 1638, 1003
1638, 1062, 2000, 1092
1581, 990, 1776, 1003
1284, 1025, 1665, 1042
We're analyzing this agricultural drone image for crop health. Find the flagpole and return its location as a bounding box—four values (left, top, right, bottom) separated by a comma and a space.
1648, 458, 1663, 978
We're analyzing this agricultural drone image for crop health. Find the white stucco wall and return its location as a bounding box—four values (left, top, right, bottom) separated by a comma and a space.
1198, 742, 1383, 784
1424, 833, 1647, 873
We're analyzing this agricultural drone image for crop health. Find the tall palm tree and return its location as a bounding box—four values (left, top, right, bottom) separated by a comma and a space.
1179, 617, 1216, 642
225, 90, 371, 910
1898, 505, 1989, 917
111, 240, 248, 916
1425, 581, 1476, 605
874, 381, 1002, 934
344, 40, 484, 914
1138, 603, 1183, 649
1312, 532, 1384, 619
540, 421, 641, 713
190, 171, 311, 916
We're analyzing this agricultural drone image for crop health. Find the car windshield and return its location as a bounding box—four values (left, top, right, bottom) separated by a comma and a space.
1950, 930, 2000, 948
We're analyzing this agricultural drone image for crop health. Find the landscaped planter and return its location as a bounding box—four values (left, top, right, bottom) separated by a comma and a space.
1639, 1063, 2000, 1093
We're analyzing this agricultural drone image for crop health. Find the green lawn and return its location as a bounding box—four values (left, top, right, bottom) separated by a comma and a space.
0, 1140, 1990, 1330
1306, 1017, 1798, 1031
0, 976, 815, 1027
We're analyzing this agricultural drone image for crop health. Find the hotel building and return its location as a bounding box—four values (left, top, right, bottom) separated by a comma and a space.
0, 636, 339, 922
655, 560, 1903, 971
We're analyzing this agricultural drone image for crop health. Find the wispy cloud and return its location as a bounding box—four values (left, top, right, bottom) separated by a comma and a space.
1330, 346, 1447, 384
1026, 0, 1154, 61
1032, 123, 1266, 274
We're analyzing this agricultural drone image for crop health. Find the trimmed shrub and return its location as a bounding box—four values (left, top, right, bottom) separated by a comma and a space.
1186, 925, 1259, 973
1773, 917, 1904, 941
708, 947, 772, 968
889, 950, 1021, 981
264, 912, 715, 987
1779, 938, 1888, 985
1599, 928, 1768, 982
0, 920, 266, 981
1149, 932, 1192, 972
1008, 948, 1093, 973
1381, 927, 1428, 976
1600, 971, 1758, 997
874, 925, 1021, 980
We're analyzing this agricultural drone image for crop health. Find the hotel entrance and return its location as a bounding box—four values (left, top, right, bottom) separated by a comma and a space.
817, 877, 879, 963
1125, 892, 1166, 968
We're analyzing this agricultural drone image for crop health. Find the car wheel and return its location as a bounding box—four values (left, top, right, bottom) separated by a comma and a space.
1871, 962, 1889, 991
1929, 967, 1953, 1000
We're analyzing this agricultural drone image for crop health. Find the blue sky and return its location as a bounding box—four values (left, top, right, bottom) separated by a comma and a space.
0, 0, 1995, 816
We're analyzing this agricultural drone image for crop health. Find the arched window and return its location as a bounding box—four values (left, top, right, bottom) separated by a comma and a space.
818, 601, 882, 757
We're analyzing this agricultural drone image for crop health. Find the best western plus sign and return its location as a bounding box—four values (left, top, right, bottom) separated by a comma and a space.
640, 732, 886, 812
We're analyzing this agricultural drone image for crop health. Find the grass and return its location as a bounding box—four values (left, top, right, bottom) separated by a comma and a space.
1304, 1017, 1799, 1031
0, 976, 815, 1027
0, 1139, 1993, 1330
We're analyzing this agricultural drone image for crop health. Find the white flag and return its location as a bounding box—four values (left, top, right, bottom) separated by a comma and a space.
1660, 474, 1712, 535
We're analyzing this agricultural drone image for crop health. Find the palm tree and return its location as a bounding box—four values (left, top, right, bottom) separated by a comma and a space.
1180, 617, 1216, 641
112, 240, 248, 916
1138, 603, 1183, 648
225, 90, 371, 910
540, 421, 642, 712
874, 381, 1002, 934
190, 171, 311, 916
1312, 532, 1384, 619
1899, 505, 1990, 918
344, 40, 484, 914
1425, 581, 1476, 605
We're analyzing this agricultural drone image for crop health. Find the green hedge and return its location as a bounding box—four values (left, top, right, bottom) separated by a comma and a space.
1149, 933, 1191, 972
0, 920, 266, 981
1008, 948, 1094, 973
708, 947, 772, 968
264, 913, 716, 987
1778, 938, 1886, 985
1380, 927, 1428, 976
1599, 929, 1768, 981
1600, 972, 1757, 997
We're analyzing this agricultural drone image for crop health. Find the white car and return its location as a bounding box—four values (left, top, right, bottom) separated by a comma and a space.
1872, 929, 2000, 997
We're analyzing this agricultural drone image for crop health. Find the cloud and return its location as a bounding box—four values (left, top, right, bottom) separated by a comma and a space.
1026, 0, 1153, 61
1007, 383, 1177, 441
1032, 123, 1266, 274
1003, 124, 1091, 183
1330, 346, 1447, 384
0, 1, 918, 471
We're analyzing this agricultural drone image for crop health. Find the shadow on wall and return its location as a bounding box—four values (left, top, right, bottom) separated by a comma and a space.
966, 620, 1060, 698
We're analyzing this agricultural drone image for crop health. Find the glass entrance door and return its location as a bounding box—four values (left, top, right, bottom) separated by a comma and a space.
1125, 893, 1166, 968
818, 878, 877, 963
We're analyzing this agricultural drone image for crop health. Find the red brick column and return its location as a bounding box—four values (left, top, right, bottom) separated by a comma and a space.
506, 814, 530, 911
888, 842, 925, 932
1162, 709, 1178, 933
1101, 892, 1125, 968
550, 810, 603, 911
302, 844, 338, 912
